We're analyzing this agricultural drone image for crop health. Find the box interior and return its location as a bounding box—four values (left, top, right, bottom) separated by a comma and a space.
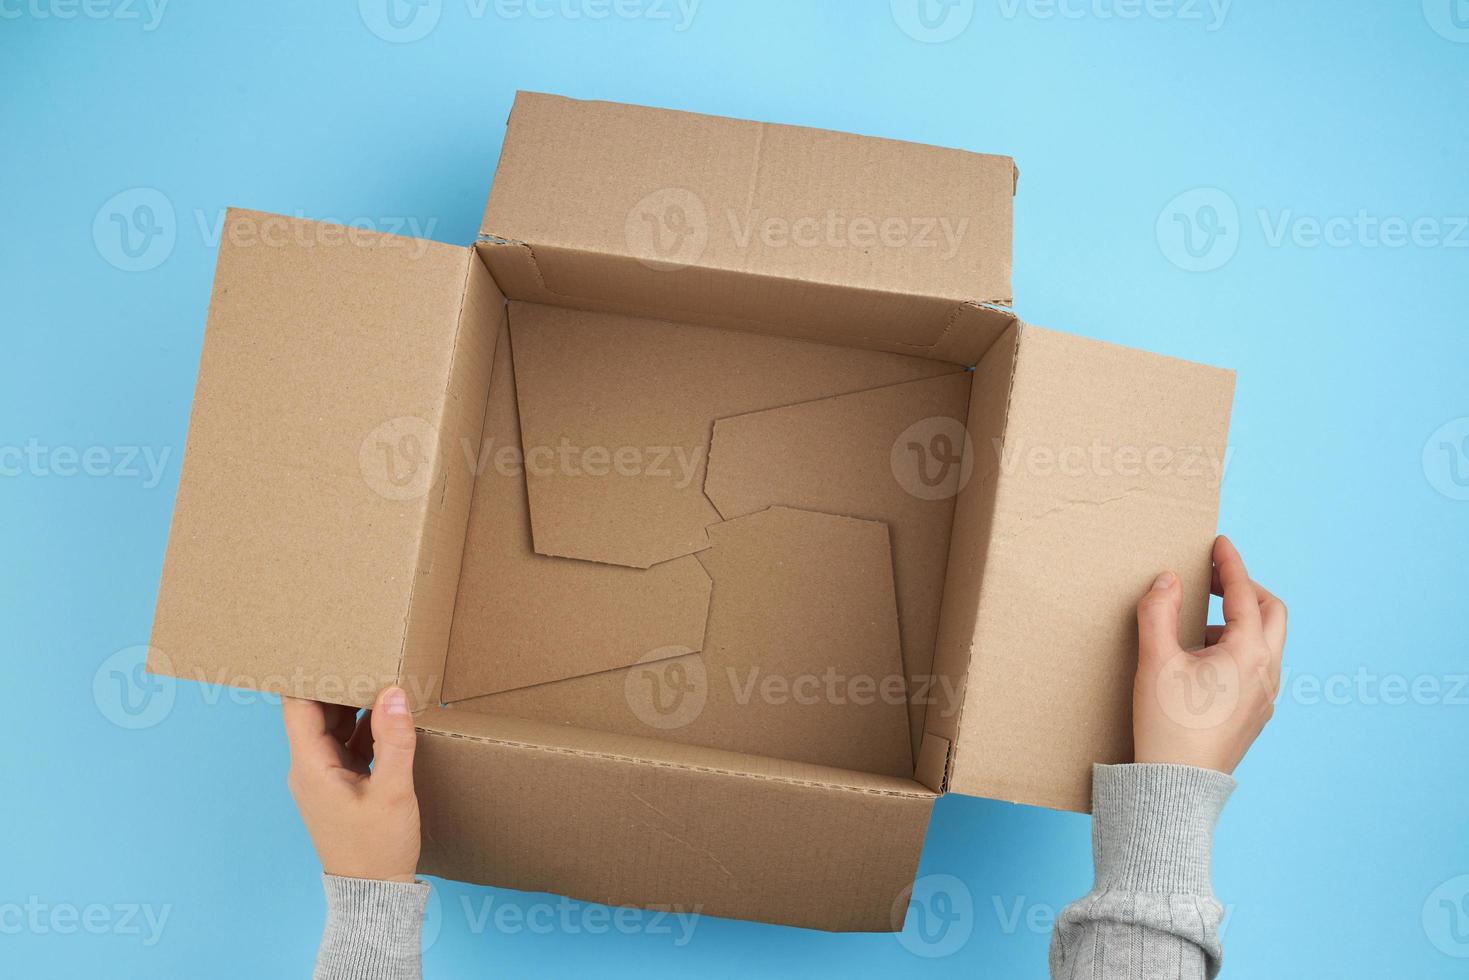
406, 244, 1015, 794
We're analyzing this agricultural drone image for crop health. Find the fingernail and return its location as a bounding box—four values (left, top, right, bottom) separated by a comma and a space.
384, 687, 410, 716
1152, 571, 1176, 591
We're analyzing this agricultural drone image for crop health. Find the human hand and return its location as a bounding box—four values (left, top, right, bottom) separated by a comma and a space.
283, 687, 421, 883
1132, 536, 1286, 774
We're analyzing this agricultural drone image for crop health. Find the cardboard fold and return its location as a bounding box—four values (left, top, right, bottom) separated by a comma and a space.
458, 507, 914, 778
508, 301, 961, 570
705, 372, 975, 757
441, 321, 712, 701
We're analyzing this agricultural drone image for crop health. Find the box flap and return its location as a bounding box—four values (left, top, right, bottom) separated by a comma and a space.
458, 507, 914, 778
509, 301, 960, 569
928, 325, 1235, 811
441, 320, 712, 701
148, 209, 484, 708
704, 372, 973, 758
479, 92, 1015, 362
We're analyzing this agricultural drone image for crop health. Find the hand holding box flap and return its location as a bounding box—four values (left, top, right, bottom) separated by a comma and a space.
441, 322, 712, 701
149, 209, 498, 709
705, 372, 973, 758
508, 301, 961, 569
927, 325, 1235, 811
458, 507, 914, 778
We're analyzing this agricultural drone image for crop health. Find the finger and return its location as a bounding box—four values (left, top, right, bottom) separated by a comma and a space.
282, 697, 349, 770
1136, 571, 1183, 663
1213, 536, 1261, 633
1255, 583, 1288, 662
368, 687, 417, 796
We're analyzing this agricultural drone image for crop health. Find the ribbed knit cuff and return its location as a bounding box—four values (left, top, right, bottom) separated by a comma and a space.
313, 875, 429, 980
1090, 763, 1236, 896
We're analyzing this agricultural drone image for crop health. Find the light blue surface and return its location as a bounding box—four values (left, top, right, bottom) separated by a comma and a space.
4, 2, 1467, 977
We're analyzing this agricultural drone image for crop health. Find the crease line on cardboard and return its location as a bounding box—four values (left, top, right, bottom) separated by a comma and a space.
478, 239, 1000, 362
931, 323, 1025, 794
392, 251, 478, 693
420, 728, 934, 799
628, 790, 736, 882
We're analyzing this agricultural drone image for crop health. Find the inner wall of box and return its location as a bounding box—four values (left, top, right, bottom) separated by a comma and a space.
404, 260, 1010, 782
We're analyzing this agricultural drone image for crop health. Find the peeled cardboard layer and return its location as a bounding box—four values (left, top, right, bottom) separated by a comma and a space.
149, 210, 491, 708
460, 507, 914, 778
442, 323, 711, 701
509, 301, 962, 569
414, 709, 933, 932
927, 325, 1235, 811
705, 372, 973, 757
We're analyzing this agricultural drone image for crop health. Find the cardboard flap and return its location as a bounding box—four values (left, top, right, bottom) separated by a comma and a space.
441, 321, 712, 701
458, 507, 914, 778
705, 373, 973, 758
508, 301, 959, 569
149, 209, 482, 708
929, 325, 1235, 811
480, 92, 1015, 361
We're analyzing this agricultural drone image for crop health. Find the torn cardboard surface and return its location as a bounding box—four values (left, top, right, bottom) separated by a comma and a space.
441, 322, 712, 701
509, 300, 963, 569
705, 371, 973, 757
460, 506, 913, 778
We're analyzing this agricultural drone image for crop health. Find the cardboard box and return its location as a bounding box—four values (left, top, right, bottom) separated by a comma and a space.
148, 92, 1233, 932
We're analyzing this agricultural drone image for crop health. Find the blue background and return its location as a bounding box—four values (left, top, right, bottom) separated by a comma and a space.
4, 1, 1467, 976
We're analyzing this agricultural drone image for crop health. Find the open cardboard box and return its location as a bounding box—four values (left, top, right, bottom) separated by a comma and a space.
148, 92, 1234, 932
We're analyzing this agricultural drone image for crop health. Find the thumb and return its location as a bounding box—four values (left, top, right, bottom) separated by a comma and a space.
1136, 571, 1183, 663
369, 686, 417, 795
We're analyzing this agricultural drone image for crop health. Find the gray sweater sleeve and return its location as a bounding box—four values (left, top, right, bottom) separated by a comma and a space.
1050, 763, 1237, 980
313, 875, 429, 980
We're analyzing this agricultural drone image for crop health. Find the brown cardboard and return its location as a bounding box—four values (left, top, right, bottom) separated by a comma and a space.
479, 92, 1016, 362
705, 372, 973, 758
414, 709, 934, 932
509, 301, 961, 569
458, 507, 913, 778
441, 321, 711, 700
149, 209, 499, 709
924, 326, 1234, 810
148, 92, 1240, 934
